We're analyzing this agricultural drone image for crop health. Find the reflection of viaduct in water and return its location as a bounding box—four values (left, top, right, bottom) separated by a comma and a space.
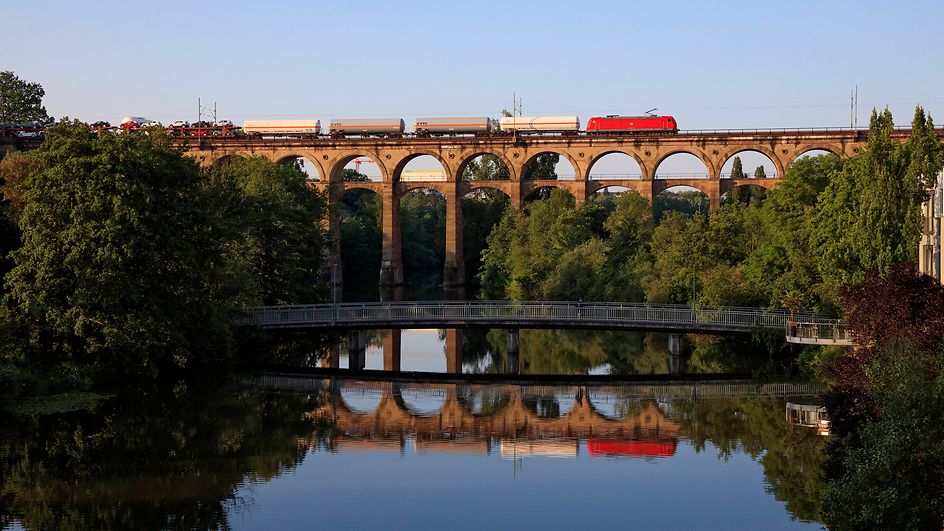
311, 381, 680, 440
253, 373, 822, 457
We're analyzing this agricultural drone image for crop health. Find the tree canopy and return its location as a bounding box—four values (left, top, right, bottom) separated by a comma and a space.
0, 71, 52, 123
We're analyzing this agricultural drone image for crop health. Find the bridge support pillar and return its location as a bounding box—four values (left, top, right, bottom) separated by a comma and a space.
704, 180, 722, 209
348, 330, 367, 370
506, 329, 520, 375
668, 333, 685, 376
380, 184, 403, 289
446, 329, 464, 374
325, 186, 344, 302
383, 329, 401, 371
444, 191, 465, 289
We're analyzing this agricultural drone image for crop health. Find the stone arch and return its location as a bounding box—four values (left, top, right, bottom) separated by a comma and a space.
338, 387, 383, 414
465, 183, 512, 199
588, 183, 648, 198
211, 154, 238, 167
397, 387, 447, 417
719, 148, 783, 179
338, 182, 383, 198
522, 149, 580, 180
792, 147, 841, 164
653, 180, 715, 197
275, 153, 325, 181
329, 153, 387, 182
653, 149, 713, 179
392, 151, 453, 183
586, 150, 647, 180
457, 151, 516, 181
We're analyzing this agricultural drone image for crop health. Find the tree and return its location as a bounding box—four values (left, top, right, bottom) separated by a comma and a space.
812, 107, 943, 297
0, 71, 52, 123
730, 156, 747, 179
205, 156, 329, 306
526, 153, 561, 180
462, 154, 509, 181
753, 165, 767, 179
5, 121, 234, 378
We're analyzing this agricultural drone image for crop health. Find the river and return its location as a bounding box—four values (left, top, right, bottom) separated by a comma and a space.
1, 329, 827, 530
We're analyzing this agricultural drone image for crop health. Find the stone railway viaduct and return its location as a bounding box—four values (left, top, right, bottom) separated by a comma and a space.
6, 128, 931, 290
179, 129, 887, 290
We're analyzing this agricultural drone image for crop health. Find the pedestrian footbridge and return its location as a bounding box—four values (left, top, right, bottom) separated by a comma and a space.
238, 301, 852, 344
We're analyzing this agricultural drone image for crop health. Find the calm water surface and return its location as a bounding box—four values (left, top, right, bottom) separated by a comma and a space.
2, 329, 826, 530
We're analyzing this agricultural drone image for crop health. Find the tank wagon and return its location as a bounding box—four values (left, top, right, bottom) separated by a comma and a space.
586, 115, 678, 134
414, 117, 491, 136
329, 118, 405, 137
243, 119, 321, 136
499, 116, 580, 133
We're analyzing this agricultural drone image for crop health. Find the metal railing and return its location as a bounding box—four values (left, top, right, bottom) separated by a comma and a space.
237, 301, 843, 335
785, 321, 854, 345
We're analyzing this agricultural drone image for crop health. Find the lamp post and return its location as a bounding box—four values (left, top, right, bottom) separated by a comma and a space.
331, 262, 337, 323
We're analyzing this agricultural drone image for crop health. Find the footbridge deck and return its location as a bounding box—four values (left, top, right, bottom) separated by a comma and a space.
239, 301, 846, 338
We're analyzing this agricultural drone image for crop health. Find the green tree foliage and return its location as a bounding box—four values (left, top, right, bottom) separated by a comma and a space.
478, 189, 651, 301
823, 344, 944, 530
812, 107, 942, 299
525, 152, 561, 180
205, 156, 329, 306
730, 156, 747, 179
742, 154, 843, 313
652, 190, 709, 223
462, 190, 510, 293
462, 154, 509, 180
338, 189, 382, 301
754, 164, 767, 179
0, 71, 52, 123
6, 122, 234, 377
400, 190, 445, 286
820, 264, 944, 528
3, 123, 331, 381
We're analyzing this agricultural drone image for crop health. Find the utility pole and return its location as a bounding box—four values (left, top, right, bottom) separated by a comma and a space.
934, 169, 943, 282
849, 86, 859, 128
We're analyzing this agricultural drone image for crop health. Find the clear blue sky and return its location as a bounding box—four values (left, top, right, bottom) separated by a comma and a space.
6, 1, 943, 130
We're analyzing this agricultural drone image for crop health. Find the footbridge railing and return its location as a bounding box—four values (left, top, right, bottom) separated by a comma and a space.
237, 301, 847, 339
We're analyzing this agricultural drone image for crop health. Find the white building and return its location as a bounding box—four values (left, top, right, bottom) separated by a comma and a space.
919, 168, 943, 283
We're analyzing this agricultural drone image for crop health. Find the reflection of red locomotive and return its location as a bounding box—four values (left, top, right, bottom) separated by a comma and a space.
586, 115, 678, 134
586, 438, 678, 458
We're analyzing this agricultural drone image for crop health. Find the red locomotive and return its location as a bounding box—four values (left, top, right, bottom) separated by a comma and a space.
586, 114, 678, 134
586, 438, 678, 458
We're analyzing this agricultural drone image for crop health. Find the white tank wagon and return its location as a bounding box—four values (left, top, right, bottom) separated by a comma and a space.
242, 120, 321, 136
329, 118, 405, 136
414, 117, 491, 136
400, 169, 447, 182
499, 116, 580, 132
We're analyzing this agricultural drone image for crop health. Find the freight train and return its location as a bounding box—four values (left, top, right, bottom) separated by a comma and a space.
1, 113, 679, 138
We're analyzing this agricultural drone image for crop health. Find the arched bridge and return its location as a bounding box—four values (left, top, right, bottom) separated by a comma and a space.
239, 300, 847, 339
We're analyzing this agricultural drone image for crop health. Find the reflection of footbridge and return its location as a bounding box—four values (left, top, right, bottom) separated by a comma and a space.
250, 373, 822, 444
